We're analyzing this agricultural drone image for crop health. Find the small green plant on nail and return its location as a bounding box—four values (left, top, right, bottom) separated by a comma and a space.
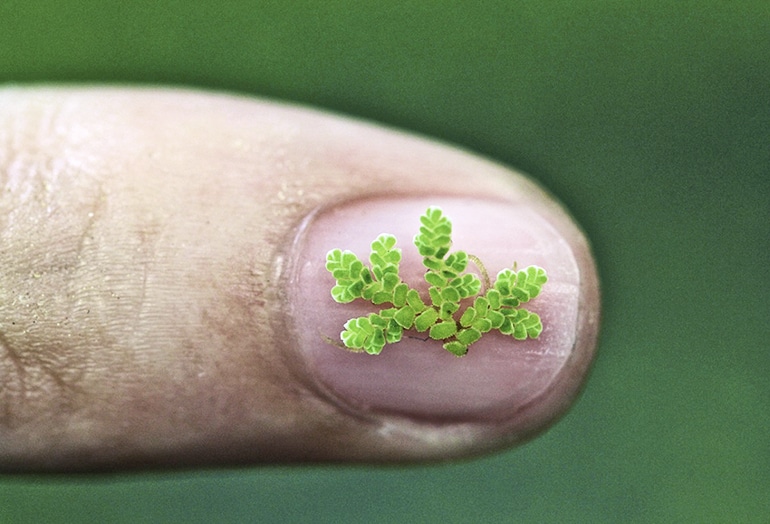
325, 207, 547, 356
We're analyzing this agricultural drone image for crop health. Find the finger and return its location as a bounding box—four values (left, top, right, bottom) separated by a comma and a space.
0, 87, 599, 472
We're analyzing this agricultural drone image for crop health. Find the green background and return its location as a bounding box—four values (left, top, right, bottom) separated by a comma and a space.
1, 1, 768, 522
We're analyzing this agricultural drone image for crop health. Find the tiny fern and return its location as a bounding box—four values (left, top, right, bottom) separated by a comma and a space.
325, 207, 547, 356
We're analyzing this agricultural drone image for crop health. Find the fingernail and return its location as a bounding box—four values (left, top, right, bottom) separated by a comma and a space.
285, 197, 582, 422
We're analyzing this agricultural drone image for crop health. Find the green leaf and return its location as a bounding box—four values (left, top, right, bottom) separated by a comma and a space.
414, 308, 439, 332
392, 283, 408, 307
429, 320, 457, 340
371, 310, 392, 326
440, 286, 460, 303
443, 340, 468, 356
499, 317, 514, 336
459, 307, 476, 327
428, 287, 442, 307
456, 327, 482, 346
422, 257, 443, 271
487, 310, 505, 329
382, 272, 400, 292
486, 289, 501, 309
472, 318, 492, 333
394, 305, 416, 329
371, 290, 392, 304
424, 272, 447, 287
406, 289, 426, 311
501, 296, 521, 307
414, 207, 452, 260
473, 296, 489, 316
439, 301, 459, 320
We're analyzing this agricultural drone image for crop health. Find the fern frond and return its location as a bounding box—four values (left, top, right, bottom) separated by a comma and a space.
414, 206, 452, 259
327, 207, 548, 356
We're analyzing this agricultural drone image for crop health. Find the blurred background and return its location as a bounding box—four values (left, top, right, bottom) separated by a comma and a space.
1, 1, 768, 522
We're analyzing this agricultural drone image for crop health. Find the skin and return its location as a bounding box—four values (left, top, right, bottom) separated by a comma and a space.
0, 87, 599, 472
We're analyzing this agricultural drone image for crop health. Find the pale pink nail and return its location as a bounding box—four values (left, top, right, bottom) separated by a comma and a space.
286, 197, 585, 422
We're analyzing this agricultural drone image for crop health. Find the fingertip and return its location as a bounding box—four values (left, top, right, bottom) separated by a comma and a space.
0, 87, 599, 469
